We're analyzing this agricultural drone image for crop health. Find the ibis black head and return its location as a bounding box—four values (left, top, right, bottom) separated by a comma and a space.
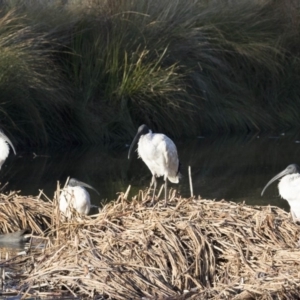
128, 124, 150, 159
137, 124, 149, 135
68, 178, 100, 195
285, 164, 300, 174
261, 164, 300, 196
0, 130, 16, 155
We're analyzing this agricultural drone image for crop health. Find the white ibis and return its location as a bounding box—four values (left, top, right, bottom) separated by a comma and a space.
261, 164, 300, 223
59, 178, 99, 218
128, 124, 181, 206
0, 130, 16, 169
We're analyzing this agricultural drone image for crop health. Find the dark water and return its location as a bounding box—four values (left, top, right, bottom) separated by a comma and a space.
2, 132, 300, 212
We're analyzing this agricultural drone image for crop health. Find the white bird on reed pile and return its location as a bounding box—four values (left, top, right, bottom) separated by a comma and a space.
128, 124, 181, 206
59, 178, 99, 217
261, 164, 300, 223
0, 130, 16, 169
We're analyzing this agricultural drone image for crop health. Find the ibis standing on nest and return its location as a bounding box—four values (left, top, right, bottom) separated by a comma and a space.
59, 178, 99, 218
0, 130, 16, 169
261, 164, 300, 223
128, 124, 181, 206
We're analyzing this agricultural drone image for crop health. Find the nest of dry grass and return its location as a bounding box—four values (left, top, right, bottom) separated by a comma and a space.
1, 189, 300, 299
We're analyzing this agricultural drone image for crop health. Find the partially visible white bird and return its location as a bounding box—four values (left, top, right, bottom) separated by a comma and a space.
59, 178, 99, 218
128, 124, 181, 206
261, 164, 300, 223
0, 130, 16, 169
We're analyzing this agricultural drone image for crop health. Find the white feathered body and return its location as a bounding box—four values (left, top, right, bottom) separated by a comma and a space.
0, 139, 10, 169
138, 131, 180, 183
278, 174, 300, 221
59, 186, 91, 217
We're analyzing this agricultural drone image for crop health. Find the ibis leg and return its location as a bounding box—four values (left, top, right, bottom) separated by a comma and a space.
164, 179, 168, 207
151, 175, 157, 205
149, 175, 155, 188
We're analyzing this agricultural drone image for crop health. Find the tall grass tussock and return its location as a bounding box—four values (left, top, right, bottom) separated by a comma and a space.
0, 0, 299, 146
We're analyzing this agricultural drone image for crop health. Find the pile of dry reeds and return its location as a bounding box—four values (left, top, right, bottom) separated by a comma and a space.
1, 189, 300, 299
0, 190, 53, 235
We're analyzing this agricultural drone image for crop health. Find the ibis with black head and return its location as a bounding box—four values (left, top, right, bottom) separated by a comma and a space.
261, 164, 300, 223
128, 124, 181, 206
59, 178, 99, 218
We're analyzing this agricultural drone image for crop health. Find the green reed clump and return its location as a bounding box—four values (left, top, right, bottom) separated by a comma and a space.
0, 0, 299, 146
59, 2, 194, 141
56, 0, 300, 141
0, 7, 77, 146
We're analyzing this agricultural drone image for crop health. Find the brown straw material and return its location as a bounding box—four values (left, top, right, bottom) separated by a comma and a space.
0, 190, 53, 235
1, 188, 300, 299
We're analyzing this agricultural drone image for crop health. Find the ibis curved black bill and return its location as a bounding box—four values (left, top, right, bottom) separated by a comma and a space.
68, 178, 100, 195
0, 131, 16, 155
261, 164, 300, 196
128, 124, 149, 159
128, 133, 140, 159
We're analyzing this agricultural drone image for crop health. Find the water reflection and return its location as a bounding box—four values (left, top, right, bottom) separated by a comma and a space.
1, 132, 300, 212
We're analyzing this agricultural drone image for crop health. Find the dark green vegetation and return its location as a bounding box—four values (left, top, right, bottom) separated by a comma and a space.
0, 0, 299, 146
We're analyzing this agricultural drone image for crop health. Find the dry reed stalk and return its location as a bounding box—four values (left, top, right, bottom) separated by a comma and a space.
188, 165, 193, 198
1, 188, 300, 299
